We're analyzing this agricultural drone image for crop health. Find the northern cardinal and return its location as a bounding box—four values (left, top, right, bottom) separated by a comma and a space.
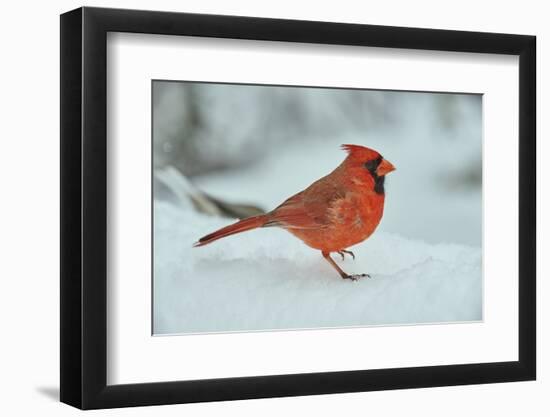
194, 144, 395, 280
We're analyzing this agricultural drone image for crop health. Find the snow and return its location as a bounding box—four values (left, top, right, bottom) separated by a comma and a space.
153, 201, 481, 335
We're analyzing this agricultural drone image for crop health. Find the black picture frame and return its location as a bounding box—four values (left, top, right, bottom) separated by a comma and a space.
60, 6, 536, 410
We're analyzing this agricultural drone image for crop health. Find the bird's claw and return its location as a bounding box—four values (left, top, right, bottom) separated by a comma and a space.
343, 273, 370, 281
337, 250, 356, 261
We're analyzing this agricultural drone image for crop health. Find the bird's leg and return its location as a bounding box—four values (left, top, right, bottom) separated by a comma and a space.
337, 249, 356, 260
322, 252, 370, 281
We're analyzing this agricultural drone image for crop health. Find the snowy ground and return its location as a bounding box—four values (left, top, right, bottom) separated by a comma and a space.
154, 202, 481, 335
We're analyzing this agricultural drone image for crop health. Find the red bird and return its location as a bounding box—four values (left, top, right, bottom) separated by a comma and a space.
194, 144, 395, 280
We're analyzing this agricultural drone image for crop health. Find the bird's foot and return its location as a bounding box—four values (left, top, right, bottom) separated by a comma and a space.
337, 250, 356, 261
342, 273, 370, 281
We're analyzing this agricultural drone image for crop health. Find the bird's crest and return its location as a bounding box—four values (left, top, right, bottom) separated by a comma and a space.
341, 144, 380, 161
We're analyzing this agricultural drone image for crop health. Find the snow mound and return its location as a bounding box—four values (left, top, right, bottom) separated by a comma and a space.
154, 202, 482, 335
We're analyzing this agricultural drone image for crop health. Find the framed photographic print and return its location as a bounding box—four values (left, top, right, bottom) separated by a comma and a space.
60, 6, 536, 409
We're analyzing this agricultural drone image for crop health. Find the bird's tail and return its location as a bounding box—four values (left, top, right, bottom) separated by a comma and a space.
193, 214, 269, 247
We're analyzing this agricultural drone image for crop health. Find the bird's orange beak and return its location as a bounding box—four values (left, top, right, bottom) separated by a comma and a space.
376, 159, 395, 176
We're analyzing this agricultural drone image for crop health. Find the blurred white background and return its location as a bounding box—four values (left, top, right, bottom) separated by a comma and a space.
0, 1, 545, 416
154, 82, 482, 245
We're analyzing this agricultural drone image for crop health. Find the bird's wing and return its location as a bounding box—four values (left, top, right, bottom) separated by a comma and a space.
268, 179, 346, 229
324, 192, 363, 226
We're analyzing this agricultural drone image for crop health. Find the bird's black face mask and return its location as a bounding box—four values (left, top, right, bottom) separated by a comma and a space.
364, 157, 385, 195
